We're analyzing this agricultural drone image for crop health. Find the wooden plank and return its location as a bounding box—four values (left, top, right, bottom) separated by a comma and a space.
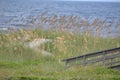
109, 64, 120, 70
62, 47, 120, 62
106, 60, 120, 66
84, 54, 120, 65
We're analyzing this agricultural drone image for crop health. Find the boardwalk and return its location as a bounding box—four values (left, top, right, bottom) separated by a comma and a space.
62, 47, 120, 70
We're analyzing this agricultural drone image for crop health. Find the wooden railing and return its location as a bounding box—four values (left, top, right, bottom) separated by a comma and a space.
62, 47, 120, 69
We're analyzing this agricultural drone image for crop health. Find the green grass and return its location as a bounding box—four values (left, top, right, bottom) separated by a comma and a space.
0, 29, 120, 80
0, 15, 120, 80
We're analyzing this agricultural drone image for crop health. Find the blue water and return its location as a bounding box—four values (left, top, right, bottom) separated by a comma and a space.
0, 0, 120, 37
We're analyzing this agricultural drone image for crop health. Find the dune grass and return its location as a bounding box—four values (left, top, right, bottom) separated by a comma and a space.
0, 15, 120, 80
0, 29, 120, 80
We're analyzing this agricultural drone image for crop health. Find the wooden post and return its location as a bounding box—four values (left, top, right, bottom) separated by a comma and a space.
102, 52, 106, 66
83, 56, 87, 66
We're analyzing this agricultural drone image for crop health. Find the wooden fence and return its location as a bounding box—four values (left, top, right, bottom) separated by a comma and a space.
62, 47, 120, 70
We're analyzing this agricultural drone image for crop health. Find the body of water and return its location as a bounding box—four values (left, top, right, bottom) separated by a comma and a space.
0, 0, 120, 37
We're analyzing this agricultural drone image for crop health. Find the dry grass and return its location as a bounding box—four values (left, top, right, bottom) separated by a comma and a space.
0, 15, 120, 80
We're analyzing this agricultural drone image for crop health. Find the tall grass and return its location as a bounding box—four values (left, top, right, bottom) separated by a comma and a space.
0, 15, 120, 80
33, 15, 120, 37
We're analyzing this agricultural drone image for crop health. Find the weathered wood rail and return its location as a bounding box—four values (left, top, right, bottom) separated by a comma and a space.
62, 47, 120, 70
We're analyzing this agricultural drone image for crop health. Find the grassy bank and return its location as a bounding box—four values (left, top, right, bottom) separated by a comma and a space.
0, 29, 120, 80
0, 15, 120, 80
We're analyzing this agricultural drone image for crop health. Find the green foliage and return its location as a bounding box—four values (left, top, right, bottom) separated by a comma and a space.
8, 76, 39, 80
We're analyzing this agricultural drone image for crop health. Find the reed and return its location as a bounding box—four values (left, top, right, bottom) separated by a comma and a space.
0, 14, 120, 80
